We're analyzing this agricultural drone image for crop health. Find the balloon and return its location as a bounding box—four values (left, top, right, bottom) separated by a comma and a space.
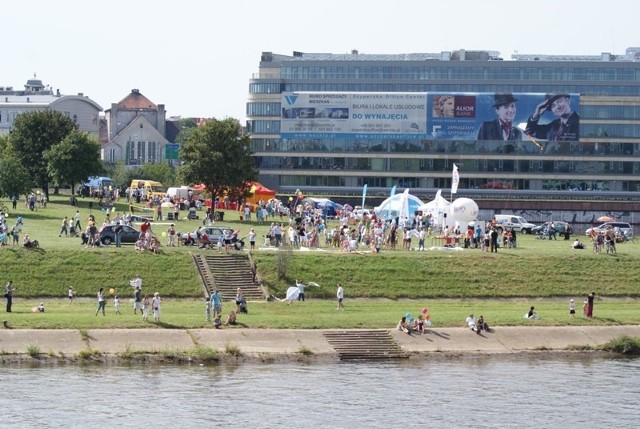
449, 198, 479, 223
161, 232, 167, 237
112, 207, 116, 213
288, 197, 293, 201
425, 314, 431, 320
405, 313, 413, 322
422, 308, 428, 314
109, 288, 115, 294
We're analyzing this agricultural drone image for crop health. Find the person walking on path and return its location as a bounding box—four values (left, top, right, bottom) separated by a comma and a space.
336, 283, 344, 310
569, 298, 576, 318
4, 280, 16, 312
587, 292, 595, 318
95, 287, 106, 316
68, 286, 75, 304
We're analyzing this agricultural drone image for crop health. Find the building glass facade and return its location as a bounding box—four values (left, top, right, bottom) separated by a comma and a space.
247, 49, 640, 196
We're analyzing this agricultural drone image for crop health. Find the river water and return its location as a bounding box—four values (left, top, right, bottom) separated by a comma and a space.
2, 355, 639, 428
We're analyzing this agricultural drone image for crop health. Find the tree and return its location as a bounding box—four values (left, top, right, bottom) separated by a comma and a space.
0, 154, 33, 199
45, 129, 103, 194
178, 118, 257, 208
9, 110, 76, 199
175, 117, 199, 146
139, 161, 176, 186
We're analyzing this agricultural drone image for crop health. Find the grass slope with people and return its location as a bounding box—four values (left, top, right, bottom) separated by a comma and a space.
1, 194, 639, 329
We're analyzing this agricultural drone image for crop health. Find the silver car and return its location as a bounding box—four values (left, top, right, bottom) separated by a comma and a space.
181, 226, 234, 246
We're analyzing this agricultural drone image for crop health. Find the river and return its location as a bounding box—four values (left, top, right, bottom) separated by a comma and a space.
2, 355, 639, 428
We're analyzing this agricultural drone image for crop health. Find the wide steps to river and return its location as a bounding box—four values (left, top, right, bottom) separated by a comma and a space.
323, 330, 408, 360
192, 253, 265, 301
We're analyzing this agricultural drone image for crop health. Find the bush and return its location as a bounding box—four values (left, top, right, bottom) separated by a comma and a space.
600, 335, 640, 355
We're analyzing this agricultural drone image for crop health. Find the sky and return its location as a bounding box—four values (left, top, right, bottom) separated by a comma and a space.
3, 0, 638, 122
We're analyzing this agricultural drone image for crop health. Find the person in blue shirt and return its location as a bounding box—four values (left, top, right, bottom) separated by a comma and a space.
210, 289, 222, 320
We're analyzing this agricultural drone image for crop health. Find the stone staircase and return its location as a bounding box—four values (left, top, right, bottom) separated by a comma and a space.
192, 253, 266, 301
323, 330, 408, 360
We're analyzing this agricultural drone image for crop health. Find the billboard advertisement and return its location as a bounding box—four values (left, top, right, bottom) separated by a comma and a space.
280, 92, 580, 150
281, 92, 428, 139
428, 93, 580, 148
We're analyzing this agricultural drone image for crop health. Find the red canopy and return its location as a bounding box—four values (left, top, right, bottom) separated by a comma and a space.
251, 183, 276, 195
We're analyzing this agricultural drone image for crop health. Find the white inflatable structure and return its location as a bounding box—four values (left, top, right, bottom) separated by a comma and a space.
418, 191, 479, 230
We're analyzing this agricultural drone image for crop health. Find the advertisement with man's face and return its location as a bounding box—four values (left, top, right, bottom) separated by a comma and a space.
428, 93, 580, 145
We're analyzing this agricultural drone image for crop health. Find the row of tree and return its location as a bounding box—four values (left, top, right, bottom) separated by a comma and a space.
0, 110, 258, 203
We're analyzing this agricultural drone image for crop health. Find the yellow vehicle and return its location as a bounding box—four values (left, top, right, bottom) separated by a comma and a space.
130, 180, 167, 200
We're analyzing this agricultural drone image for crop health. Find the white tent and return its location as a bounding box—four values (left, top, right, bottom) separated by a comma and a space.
418, 191, 479, 230
417, 190, 451, 229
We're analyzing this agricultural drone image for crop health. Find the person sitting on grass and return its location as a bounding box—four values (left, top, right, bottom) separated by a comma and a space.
572, 239, 585, 249
397, 316, 411, 334
225, 310, 237, 326
465, 314, 477, 332
526, 306, 540, 320
476, 315, 491, 333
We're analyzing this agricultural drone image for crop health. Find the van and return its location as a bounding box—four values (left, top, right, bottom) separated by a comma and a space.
130, 179, 167, 200
79, 176, 113, 197
167, 186, 193, 201
493, 214, 535, 234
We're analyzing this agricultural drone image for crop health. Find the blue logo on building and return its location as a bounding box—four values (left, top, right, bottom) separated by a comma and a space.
284, 95, 298, 105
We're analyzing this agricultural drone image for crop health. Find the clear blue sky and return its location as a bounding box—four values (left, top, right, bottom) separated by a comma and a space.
3, 0, 637, 121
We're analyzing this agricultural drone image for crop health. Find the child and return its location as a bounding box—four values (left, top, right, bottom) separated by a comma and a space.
205, 298, 211, 322
569, 298, 576, 317
583, 300, 589, 318
38, 302, 45, 313
114, 295, 121, 314
142, 294, 150, 321
152, 292, 162, 322
68, 286, 74, 304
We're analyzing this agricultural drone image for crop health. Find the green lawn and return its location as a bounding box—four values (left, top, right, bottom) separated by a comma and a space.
1, 193, 639, 329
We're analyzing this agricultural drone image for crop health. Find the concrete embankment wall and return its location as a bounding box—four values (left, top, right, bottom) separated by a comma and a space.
1, 326, 639, 362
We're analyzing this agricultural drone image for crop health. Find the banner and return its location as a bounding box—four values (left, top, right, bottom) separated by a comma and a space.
451, 164, 459, 194
279, 91, 580, 150
361, 184, 367, 211
281, 92, 427, 139
399, 189, 410, 226
386, 185, 397, 220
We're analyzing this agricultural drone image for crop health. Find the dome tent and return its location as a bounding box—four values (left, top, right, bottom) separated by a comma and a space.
374, 191, 424, 221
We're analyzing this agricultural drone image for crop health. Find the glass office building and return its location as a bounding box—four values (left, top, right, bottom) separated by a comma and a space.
247, 48, 640, 197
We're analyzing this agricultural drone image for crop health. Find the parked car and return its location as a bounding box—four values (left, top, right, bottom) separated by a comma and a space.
585, 222, 633, 236
493, 215, 535, 234
99, 224, 141, 245
532, 221, 573, 237
181, 226, 234, 246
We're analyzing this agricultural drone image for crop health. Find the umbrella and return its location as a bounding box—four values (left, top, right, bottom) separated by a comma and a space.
597, 215, 614, 222
161, 201, 175, 208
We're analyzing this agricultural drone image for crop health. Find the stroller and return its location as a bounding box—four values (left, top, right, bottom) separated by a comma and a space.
231, 236, 246, 251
